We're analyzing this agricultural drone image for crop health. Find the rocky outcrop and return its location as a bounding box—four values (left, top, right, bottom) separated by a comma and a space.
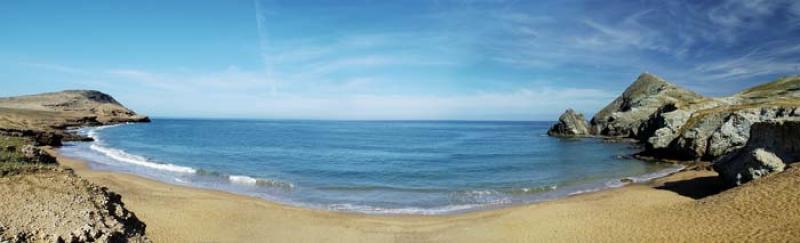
713, 120, 800, 186
589, 73, 712, 138
0, 90, 150, 128
0, 128, 63, 146
548, 109, 590, 137
20, 145, 56, 164
0, 90, 151, 241
0, 167, 150, 242
663, 106, 800, 161
549, 74, 800, 185
0, 90, 148, 148
551, 74, 800, 162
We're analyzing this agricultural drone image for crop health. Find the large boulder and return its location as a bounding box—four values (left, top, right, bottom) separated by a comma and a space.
665, 106, 800, 161
713, 120, 800, 186
548, 109, 590, 137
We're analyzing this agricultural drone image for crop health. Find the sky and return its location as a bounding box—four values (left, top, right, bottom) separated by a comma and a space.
1, 0, 799, 120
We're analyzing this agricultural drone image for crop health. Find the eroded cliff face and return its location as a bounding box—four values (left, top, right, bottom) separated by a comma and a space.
550, 74, 800, 163
661, 105, 800, 161
713, 120, 800, 186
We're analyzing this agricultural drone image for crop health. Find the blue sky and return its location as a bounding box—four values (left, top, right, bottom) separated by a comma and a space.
1, 0, 799, 120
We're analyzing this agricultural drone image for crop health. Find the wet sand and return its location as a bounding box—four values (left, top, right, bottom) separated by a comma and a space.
50, 149, 800, 242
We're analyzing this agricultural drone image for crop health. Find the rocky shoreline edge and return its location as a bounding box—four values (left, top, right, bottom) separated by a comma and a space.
0, 90, 151, 242
548, 73, 800, 187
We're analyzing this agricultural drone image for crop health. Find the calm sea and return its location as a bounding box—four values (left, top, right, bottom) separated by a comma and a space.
59, 119, 680, 214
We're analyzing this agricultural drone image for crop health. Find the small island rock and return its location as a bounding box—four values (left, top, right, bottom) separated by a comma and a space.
548, 109, 590, 137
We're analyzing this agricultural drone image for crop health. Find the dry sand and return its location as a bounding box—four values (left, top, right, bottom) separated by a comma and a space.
50, 150, 800, 242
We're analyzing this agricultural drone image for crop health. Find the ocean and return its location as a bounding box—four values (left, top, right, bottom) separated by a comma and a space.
59, 119, 681, 215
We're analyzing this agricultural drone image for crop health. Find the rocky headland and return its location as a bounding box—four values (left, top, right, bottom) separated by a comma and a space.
549, 73, 800, 186
0, 90, 150, 242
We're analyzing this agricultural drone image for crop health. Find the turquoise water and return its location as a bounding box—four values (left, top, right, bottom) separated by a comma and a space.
60, 119, 680, 214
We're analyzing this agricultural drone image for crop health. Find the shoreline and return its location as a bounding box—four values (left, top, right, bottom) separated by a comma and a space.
58, 137, 687, 216
63, 123, 688, 216
48, 147, 777, 242
51, 146, 685, 216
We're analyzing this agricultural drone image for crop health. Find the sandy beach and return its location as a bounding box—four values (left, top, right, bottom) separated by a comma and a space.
48, 149, 800, 242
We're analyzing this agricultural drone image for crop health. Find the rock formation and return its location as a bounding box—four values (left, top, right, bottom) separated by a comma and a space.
547, 109, 590, 137
0, 90, 149, 127
0, 90, 151, 242
589, 73, 713, 138
0, 167, 150, 242
549, 74, 800, 185
20, 145, 56, 164
713, 120, 800, 186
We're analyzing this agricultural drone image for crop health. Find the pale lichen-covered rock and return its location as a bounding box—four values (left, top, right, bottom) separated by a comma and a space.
640, 103, 692, 150
547, 109, 590, 137
666, 106, 800, 161
713, 120, 800, 186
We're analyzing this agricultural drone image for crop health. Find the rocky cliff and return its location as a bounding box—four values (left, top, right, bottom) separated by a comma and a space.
0, 90, 151, 242
0, 90, 149, 128
0, 90, 149, 143
589, 73, 715, 139
550, 74, 800, 186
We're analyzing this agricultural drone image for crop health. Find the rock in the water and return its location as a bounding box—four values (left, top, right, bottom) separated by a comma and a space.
547, 109, 590, 137
713, 120, 800, 186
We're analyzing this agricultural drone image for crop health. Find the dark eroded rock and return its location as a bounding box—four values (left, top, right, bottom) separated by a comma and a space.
20, 145, 56, 164
547, 109, 590, 137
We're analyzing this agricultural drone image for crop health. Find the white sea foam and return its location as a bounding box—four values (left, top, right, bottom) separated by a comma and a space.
84, 125, 197, 174
89, 144, 197, 173
228, 175, 258, 185
85, 124, 123, 143
228, 175, 294, 189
